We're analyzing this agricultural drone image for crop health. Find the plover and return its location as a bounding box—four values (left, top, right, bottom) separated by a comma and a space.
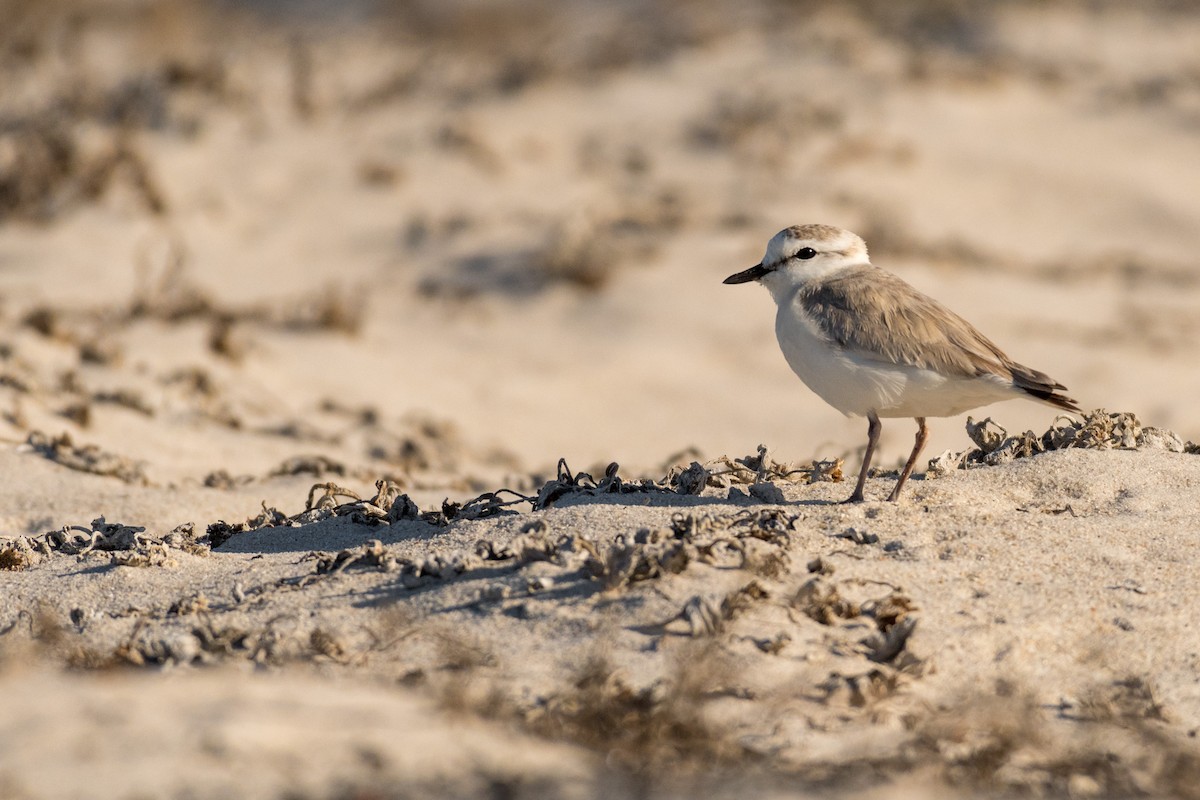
724, 224, 1080, 502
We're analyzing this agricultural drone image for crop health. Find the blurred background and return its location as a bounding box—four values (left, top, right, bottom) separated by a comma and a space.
2, 0, 1198, 491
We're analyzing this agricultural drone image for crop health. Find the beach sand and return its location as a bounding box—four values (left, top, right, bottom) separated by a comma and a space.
2, 2, 1199, 797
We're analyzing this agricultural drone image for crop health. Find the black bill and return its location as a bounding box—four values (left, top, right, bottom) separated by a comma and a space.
723, 263, 769, 284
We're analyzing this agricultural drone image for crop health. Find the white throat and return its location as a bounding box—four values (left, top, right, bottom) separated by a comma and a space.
759, 256, 868, 305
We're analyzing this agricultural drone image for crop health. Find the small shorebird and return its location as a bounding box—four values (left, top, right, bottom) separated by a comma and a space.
724, 224, 1080, 502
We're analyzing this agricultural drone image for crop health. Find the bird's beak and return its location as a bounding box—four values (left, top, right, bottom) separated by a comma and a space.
723, 263, 769, 284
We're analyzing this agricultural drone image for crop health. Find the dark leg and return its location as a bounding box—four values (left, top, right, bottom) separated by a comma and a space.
844, 411, 881, 503
887, 417, 929, 502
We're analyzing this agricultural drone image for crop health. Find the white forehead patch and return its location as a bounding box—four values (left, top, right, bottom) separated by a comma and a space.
764, 225, 867, 266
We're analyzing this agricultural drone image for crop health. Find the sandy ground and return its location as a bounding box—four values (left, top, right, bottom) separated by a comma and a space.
2, 1, 1200, 797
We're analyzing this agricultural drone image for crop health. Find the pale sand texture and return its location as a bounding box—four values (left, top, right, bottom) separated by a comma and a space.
2, 1, 1200, 797
4, 445, 1200, 798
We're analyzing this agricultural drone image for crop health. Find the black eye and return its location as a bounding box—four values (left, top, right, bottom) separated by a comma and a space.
796, 247, 817, 260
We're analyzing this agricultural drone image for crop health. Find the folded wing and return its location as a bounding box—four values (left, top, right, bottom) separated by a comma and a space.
800, 266, 1080, 412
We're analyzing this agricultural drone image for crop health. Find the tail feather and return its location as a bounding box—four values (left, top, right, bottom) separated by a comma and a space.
1010, 363, 1081, 413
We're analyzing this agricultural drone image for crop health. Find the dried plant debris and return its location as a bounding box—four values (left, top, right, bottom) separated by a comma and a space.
366, 414, 468, 472
673, 508, 799, 545
528, 649, 753, 772
0, 115, 168, 223
475, 519, 566, 566
575, 509, 802, 586
929, 409, 1197, 477
907, 679, 1200, 799
90, 388, 155, 416
794, 577, 920, 666
298, 537, 482, 591
686, 90, 843, 160
531, 448, 821, 510
0, 546, 30, 571
205, 504, 290, 549
310, 539, 403, 575
477, 510, 799, 593
708, 453, 844, 499
660, 581, 771, 637
4, 517, 206, 568
208, 478, 525, 548
1065, 675, 1170, 724
210, 477, 806, 600
266, 454, 349, 479
113, 614, 311, 668
418, 212, 664, 298
578, 529, 696, 591
14, 242, 364, 374
211, 465, 816, 592
532, 460, 677, 508
22, 430, 148, 484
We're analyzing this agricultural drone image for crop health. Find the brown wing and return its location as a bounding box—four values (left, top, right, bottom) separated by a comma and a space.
800, 266, 1080, 411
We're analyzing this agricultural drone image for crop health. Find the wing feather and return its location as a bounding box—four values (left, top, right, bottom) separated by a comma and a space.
799, 266, 1080, 411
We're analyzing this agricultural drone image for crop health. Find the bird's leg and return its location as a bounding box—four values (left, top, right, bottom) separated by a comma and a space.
887, 417, 929, 502
844, 411, 881, 503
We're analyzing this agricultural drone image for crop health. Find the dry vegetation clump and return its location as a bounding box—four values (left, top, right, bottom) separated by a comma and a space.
0, 1, 237, 223
417, 215, 656, 298
687, 90, 844, 167
123, 244, 368, 335
0, 546, 30, 571
928, 409, 1196, 476
365, 414, 468, 473
109, 613, 317, 668
528, 646, 753, 773
906, 678, 1200, 798
2, 516, 206, 569
2, 238, 371, 462
22, 430, 149, 484
1, 122, 160, 222
363, 0, 732, 98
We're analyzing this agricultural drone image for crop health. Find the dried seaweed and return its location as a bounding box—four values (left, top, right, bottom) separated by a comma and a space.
0, 115, 166, 222
291, 537, 483, 593
312, 539, 400, 575
528, 647, 753, 773
418, 214, 650, 298
205, 504, 289, 548
565, 509, 803, 591
113, 612, 311, 668
4, 517, 206, 568
908, 677, 1200, 798
794, 578, 861, 625
0, 546, 30, 571
206, 479, 488, 548
663, 581, 771, 637
578, 529, 694, 590
794, 577, 919, 665
210, 471, 806, 596
220, 492, 806, 599
532, 459, 672, 509
929, 409, 1194, 477
475, 520, 569, 566
267, 455, 348, 478
22, 430, 148, 484
531, 448, 820, 510
91, 388, 154, 416
670, 508, 799, 546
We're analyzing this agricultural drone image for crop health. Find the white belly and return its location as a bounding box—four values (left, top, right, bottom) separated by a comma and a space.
774, 302, 1018, 418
